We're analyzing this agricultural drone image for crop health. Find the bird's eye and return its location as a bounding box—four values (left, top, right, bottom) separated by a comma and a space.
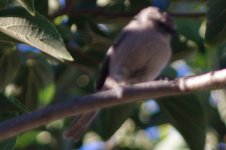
156, 20, 177, 34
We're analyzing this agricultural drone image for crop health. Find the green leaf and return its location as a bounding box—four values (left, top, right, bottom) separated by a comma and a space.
38, 83, 55, 106
15, 131, 39, 149
17, 0, 35, 16
0, 7, 74, 61
0, 138, 17, 150
158, 94, 206, 150
205, 0, 226, 44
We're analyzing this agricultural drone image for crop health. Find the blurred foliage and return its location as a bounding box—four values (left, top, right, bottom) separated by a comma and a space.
206, 0, 226, 44
158, 94, 206, 150
0, 0, 226, 150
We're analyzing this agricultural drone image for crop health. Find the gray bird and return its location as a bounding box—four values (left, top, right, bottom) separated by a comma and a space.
64, 6, 176, 140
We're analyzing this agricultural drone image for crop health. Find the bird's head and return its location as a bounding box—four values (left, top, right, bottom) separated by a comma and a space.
134, 7, 176, 34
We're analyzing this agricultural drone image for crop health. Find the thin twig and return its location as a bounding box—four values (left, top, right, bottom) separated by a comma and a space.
0, 69, 226, 141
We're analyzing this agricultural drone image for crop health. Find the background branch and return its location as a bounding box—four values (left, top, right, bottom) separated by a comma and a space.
49, 7, 206, 21
0, 69, 226, 141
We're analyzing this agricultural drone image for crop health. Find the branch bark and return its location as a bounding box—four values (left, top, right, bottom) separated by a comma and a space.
0, 69, 226, 141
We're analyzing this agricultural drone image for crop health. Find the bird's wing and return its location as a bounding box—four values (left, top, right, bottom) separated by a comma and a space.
96, 31, 128, 90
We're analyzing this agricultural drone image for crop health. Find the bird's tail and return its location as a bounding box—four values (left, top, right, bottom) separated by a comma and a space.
63, 111, 98, 141
64, 77, 116, 141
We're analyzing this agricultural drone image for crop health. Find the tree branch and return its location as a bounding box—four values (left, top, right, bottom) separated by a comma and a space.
83, 11, 206, 23
0, 69, 226, 141
49, 7, 206, 21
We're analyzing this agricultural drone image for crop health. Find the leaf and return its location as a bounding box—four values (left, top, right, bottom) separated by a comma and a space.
158, 94, 206, 150
0, 42, 15, 50
17, 0, 35, 16
0, 7, 74, 61
14, 58, 55, 109
38, 83, 55, 106
175, 18, 205, 52
15, 130, 39, 149
92, 103, 137, 140
205, 0, 226, 44
0, 0, 8, 10
0, 48, 21, 91
171, 34, 197, 61
0, 92, 28, 113
0, 34, 20, 44
0, 111, 17, 150
0, 138, 17, 150
34, 0, 48, 16
211, 90, 226, 125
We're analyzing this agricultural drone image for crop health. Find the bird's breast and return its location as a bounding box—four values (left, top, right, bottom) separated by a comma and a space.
109, 28, 171, 84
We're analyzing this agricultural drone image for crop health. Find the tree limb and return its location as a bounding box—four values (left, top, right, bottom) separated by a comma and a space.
0, 69, 226, 141
49, 7, 205, 21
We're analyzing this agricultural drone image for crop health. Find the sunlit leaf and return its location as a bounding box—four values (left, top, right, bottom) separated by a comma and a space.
0, 7, 74, 61
38, 83, 55, 106
15, 131, 39, 149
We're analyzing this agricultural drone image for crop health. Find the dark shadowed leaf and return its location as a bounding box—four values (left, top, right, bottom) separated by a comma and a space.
0, 111, 18, 149
211, 90, 226, 126
176, 18, 205, 52
14, 58, 55, 109
17, 0, 35, 15
158, 94, 206, 150
0, 7, 73, 61
0, 93, 28, 113
0, 32, 21, 43
0, 48, 21, 91
205, 0, 226, 44
171, 34, 197, 61
34, 0, 48, 16
92, 103, 137, 140
0, 138, 17, 150
0, 0, 7, 10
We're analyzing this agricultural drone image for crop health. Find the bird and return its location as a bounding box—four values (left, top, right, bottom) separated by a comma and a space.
64, 6, 176, 141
